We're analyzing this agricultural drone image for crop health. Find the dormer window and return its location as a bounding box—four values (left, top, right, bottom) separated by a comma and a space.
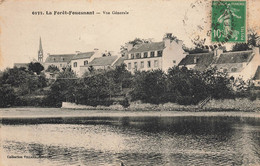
150, 51, 155, 57
84, 60, 88, 65
144, 52, 148, 58
157, 51, 162, 57
136, 53, 141, 59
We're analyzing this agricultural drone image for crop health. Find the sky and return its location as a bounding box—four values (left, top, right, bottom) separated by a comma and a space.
0, 0, 259, 70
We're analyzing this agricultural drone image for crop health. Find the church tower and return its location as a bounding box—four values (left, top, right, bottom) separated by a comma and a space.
38, 37, 43, 62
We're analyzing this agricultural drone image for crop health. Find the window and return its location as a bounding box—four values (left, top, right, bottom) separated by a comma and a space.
231, 68, 237, 72
144, 52, 148, 58
157, 50, 163, 57
223, 68, 228, 73
140, 61, 144, 68
84, 60, 88, 65
150, 51, 155, 57
147, 61, 151, 68
128, 63, 131, 70
73, 62, 77, 67
136, 53, 141, 59
131, 54, 134, 59
154, 60, 158, 67
134, 62, 138, 69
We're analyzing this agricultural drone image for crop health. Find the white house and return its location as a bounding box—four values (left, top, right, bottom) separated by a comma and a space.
79, 55, 124, 76
124, 34, 186, 73
179, 47, 260, 81
70, 49, 101, 75
44, 54, 75, 71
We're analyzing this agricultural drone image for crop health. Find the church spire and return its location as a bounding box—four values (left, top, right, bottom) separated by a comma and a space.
38, 37, 43, 62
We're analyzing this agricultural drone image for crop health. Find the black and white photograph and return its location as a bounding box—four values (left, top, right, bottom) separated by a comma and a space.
0, 0, 260, 165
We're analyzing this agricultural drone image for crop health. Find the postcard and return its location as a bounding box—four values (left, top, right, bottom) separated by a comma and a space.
0, 0, 260, 165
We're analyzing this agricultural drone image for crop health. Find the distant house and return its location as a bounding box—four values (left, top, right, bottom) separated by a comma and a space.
70, 49, 100, 75
179, 47, 260, 81
44, 54, 75, 71
124, 33, 186, 73
79, 56, 123, 76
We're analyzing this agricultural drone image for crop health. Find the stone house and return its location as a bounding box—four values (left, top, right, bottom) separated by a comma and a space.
124, 34, 186, 73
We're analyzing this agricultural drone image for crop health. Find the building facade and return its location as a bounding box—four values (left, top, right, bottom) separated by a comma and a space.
124, 34, 186, 73
44, 54, 75, 71
179, 47, 260, 81
70, 49, 102, 75
79, 56, 123, 76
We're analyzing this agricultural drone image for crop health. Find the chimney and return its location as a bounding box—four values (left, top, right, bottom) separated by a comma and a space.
75, 51, 81, 55
163, 33, 172, 48
194, 57, 198, 64
127, 43, 133, 52
214, 48, 223, 57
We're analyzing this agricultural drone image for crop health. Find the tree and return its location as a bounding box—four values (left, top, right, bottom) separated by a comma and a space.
28, 62, 44, 75
130, 70, 167, 104
120, 38, 152, 56
46, 65, 60, 73
45, 70, 77, 107
232, 29, 260, 51
0, 84, 17, 107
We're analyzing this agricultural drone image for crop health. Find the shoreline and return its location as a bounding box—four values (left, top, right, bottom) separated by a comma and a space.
0, 107, 259, 119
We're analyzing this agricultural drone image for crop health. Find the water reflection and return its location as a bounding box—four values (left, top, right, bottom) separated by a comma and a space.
1, 116, 260, 165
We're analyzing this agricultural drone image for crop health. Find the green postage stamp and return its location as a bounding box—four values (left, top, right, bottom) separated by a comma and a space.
212, 0, 246, 43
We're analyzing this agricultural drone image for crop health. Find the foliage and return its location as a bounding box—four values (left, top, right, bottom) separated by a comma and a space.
0, 84, 17, 107
28, 62, 44, 75
46, 65, 60, 73
232, 29, 260, 51
231, 43, 250, 51
1, 67, 47, 95
130, 67, 233, 105
45, 70, 77, 107
120, 38, 152, 56
130, 70, 167, 104
200, 67, 233, 99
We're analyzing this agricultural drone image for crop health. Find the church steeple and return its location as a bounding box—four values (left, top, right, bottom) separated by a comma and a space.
38, 37, 43, 62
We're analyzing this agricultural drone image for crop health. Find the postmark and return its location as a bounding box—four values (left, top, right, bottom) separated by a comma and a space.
211, 0, 246, 43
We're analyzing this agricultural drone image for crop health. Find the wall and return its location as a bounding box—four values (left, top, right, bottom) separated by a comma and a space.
162, 40, 186, 72
71, 58, 91, 75
124, 57, 162, 73
44, 62, 68, 71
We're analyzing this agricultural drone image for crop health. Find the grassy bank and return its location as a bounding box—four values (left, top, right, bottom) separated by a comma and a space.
60, 98, 260, 112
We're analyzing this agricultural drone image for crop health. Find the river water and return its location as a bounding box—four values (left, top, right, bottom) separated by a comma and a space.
1, 115, 260, 166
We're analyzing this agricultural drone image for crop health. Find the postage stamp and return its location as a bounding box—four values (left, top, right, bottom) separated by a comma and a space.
211, 0, 246, 43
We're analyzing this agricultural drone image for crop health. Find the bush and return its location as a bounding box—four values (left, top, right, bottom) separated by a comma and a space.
0, 84, 17, 107
120, 97, 130, 108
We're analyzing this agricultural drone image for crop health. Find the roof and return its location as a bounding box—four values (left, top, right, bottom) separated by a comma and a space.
86, 56, 119, 66
178, 52, 214, 71
113, 57, 125, 67
128, 42, 165, 53
71, 52, 95, 60
45, 54, 75, 63
253, 66, 260, 80
214, 50, 253, 64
